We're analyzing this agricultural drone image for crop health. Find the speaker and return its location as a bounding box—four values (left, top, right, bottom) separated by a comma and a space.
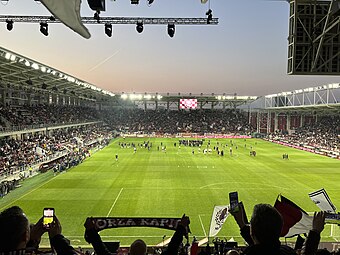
87, 0, 106, 11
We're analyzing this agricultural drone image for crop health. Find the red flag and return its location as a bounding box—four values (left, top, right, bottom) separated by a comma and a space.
274, 195, 313, 237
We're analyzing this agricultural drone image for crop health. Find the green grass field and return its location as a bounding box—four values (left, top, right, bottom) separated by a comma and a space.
1, 138, 340, 247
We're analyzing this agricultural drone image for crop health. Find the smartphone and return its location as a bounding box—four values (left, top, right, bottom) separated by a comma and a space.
229, 192, 239, 213
43, 208, 54, 228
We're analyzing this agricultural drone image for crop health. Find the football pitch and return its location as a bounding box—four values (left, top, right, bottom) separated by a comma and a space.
1, 138, 340, 247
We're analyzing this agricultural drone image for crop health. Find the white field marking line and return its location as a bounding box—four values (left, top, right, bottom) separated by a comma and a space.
333, 237, 340, 242
199, 182, 287, 190
106, 188, 123, 217
0, 176, 57, 211
198, 214, 207, 237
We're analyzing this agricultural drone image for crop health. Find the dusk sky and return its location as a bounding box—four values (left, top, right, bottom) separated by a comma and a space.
0, 0, 339, 96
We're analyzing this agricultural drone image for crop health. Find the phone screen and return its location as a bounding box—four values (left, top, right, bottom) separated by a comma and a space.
43, 208, 54, 228
229, 192, 239, 212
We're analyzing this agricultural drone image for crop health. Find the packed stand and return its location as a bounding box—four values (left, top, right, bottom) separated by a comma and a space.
271, 115, 340, 153
0, 125, 112, 178
100, 108, 253, 135
0, 104, 98, 131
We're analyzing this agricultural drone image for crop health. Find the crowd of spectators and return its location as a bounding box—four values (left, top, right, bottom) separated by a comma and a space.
1, 105, 254, 135
0, 104, 98, 131
0, 201, 331, 255
270, 116, 340, 153
100, 108, 253, 135
0, 104, 339, 254
0, 125, 112, 178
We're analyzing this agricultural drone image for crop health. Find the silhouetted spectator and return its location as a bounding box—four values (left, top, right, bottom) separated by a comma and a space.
84, 214, 190, 255
0, 206, 77, 255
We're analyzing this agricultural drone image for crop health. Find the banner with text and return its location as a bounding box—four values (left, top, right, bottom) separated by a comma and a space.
88, 217, 182, 231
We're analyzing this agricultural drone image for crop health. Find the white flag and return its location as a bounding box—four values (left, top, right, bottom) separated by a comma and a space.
40, 0, 91, 39
209, 205, 229, 237
309, 188, 336, 213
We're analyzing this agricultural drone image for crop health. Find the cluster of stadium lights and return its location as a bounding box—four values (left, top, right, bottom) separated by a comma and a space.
6, 18, 176, 38
101, 21, 175, 38
5, 0, 210, 38
215, 96, 258, 100
3, 51, 115, 96
121, 94, 163, 100
6, 19, 50, 36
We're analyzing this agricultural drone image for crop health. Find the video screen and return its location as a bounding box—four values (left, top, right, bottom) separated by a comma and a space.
180, 99, 197, 109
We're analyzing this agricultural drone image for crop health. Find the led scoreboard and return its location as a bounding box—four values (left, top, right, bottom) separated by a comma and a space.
179, 99, 198, 109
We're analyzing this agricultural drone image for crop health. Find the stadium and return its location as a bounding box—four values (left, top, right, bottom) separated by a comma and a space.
0, 0, 340, 255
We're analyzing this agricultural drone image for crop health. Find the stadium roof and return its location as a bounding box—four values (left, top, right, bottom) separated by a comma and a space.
0, 46, 115, 101
264, 83, 340, 111
0, 46, 258, 108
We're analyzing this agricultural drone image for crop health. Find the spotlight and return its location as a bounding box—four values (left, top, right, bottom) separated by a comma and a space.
6, 19, 13, 31
131, 0, 139, 4
40, 22, 48, 36
136, 22, 143, 33
147, 0, 154, 4
206, 9, 213, 24
87, 0, 106, 11
105, 23, 112, 37
167, 24, 175, 38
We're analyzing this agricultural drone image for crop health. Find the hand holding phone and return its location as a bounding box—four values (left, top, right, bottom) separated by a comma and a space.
229, 192, 239, 213
43, 208, 54, 229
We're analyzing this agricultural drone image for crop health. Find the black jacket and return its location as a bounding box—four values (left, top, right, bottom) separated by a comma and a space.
240, 225, 296, 255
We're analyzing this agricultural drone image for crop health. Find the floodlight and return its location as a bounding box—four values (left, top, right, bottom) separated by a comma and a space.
136, 22, 143, 33
6, 20, 13, 31
40, 22, 48, 36
87, 0, 106, 11
105, 23, 112, 37
167, 24, 175, 38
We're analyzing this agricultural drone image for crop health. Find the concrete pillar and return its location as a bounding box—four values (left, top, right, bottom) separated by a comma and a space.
286, 113, 291, 134
274, 112, 278, 131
